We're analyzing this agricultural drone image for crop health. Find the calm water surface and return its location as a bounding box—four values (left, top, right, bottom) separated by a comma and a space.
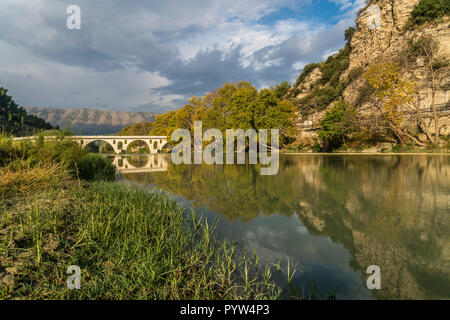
114, 154, 450, 300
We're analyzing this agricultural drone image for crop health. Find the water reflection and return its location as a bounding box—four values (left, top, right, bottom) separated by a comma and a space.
111, 154, 169, 173
117, 154, 450, 300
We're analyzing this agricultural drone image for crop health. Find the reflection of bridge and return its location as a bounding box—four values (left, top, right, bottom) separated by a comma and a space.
12, 135, 169, 154
112, 155, 169, 173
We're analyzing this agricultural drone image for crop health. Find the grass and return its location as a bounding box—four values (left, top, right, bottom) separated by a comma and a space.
0, 162, 71, 198
0, 163, 282, 299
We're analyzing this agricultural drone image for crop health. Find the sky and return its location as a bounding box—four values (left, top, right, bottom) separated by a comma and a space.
0, 0, 366, 113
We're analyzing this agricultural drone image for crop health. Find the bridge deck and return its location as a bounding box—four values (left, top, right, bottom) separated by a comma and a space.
12, 135, 167, 141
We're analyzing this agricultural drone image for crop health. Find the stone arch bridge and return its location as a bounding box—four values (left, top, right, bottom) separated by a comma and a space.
12, 135, 169, 154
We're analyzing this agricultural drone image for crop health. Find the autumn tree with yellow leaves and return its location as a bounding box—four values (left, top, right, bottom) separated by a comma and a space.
364, 62, 430, 146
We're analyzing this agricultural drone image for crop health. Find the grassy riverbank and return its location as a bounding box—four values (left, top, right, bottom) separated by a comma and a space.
0, 135, 280, 299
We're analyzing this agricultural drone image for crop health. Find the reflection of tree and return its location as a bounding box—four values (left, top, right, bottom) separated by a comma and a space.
123, 155, 450, 299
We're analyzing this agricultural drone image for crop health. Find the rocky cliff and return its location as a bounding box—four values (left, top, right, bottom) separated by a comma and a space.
293, 0, 450, 149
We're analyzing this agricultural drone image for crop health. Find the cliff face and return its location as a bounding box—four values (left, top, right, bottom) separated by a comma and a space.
294, 0, 450, 147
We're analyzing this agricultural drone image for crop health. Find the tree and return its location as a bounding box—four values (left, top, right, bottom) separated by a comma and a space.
364, 62, 427, 145
345, 26, 356, 43
272, 81, 291, 99
406, 36, 449, 144
119, 122, 153, 136
149, 81, 297, 146
0, 87, 53, 136
318, 100, 357, 151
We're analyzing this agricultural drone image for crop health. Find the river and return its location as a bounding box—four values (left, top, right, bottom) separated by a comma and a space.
113, 153, 449, 300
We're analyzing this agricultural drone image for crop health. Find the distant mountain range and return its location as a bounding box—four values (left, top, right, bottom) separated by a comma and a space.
25, 107, 158, 135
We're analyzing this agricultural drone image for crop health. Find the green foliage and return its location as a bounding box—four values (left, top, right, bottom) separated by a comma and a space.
345, 27, 356, 43
150, 81, 296, 145
408, 36, 439, 59
291, 44, 355, 118
296, 87, 339, 117
118, 122, 153, 136
318, 100, 357, 151
0, 87, 53, 136
0, 179, 282, 299
319, 45, 350, 86
312, 141, 322, 152
355, 84, 375, 107
0, 134, 116, 181
406, 36, 448, 70
272, 81, 291, 99
293, 63, 321, 88
76, 154, 116, 181
408, 0, 450, 26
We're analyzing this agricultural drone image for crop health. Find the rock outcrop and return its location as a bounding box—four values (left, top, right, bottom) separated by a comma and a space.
293, 0, 450, 147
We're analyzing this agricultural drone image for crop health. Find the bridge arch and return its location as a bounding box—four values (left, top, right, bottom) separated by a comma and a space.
82, 139, 116, 154
125, 139, 152, 154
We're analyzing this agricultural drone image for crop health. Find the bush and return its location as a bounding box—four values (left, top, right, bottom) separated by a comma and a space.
319, 45, 350, 86
76, 154, 116, 181
0, 135, 116, 181
312, 141, 322, 152
318, 100, 357, 151
409, 0, 450, 26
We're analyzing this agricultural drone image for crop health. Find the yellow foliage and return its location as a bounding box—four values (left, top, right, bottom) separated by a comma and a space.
364, 62, 417, 127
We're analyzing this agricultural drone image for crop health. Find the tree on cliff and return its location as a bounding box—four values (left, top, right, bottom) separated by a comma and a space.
404, 36, 449, 144
364, 62, 428, 146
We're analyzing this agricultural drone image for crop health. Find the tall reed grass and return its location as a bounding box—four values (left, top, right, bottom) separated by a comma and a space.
0, 179, 281, 299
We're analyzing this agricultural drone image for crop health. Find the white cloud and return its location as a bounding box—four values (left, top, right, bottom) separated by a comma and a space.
0, 0, 362, 111
0, 41, 174, 111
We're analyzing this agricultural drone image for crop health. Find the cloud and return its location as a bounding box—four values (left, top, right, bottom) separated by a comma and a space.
0, 0, 365, 112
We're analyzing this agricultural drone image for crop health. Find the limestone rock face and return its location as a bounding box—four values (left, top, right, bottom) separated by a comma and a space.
349, 0, 420, 69
295, 67, 323, 99
295, 0, 450, 144
348, 0, 450, 135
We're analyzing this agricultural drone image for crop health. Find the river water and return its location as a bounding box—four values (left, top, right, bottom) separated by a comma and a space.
113, 153, 449, 300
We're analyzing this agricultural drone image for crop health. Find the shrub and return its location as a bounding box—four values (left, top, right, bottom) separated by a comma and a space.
355, 84, 375, 107
319, 45, 350, 86
409, 0, 450, 26
345, 27, 356, 43
312, 141, 322, 152
76, 154, 116, 181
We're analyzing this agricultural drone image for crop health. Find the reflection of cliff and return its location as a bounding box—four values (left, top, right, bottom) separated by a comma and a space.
293, 156, 450, 300
122, 155, 450, 299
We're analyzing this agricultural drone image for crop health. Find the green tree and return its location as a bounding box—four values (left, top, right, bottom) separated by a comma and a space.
0, 87, 53, 136
318, 100, 357, 151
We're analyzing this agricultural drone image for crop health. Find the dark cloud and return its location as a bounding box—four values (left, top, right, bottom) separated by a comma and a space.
0, 0, 363, 112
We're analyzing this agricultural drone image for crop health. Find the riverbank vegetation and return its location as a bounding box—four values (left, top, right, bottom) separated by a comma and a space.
0, 136, 284, 299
